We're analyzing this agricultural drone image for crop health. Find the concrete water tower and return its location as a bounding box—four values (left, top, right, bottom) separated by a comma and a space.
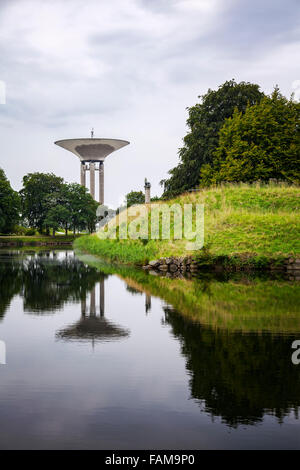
54, 130, 129, 204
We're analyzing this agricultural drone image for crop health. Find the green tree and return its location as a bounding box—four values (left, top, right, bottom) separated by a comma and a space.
85, 196, 100, 233
65, 183, 98, 234
125, 190, 145, 207
20, 172, 63, 233
161, 80, 264, 198
0, 168, 20, 233
44, 204, 70, 236
20, 173, 98, 235
202, 88, 300, 185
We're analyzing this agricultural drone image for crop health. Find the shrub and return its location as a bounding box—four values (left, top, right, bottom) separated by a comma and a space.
12, 225, 27, 235
25, 228, 36, 236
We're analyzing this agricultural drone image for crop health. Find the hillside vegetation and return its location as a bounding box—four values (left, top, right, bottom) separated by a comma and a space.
74, 183, 300, 266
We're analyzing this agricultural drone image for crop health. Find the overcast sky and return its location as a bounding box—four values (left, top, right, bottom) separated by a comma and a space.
0, 0, 299, 207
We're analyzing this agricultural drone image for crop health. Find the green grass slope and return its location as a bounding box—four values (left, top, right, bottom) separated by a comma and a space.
74, 183, 300, 265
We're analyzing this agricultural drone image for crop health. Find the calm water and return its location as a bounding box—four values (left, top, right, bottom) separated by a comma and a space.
0, 249, 300, 449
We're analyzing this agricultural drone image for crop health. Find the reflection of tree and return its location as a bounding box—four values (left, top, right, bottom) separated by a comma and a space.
0, 252, 23, 320
22, 254, 104, 313
164, 307, 300, 427
0, 251, 107, 316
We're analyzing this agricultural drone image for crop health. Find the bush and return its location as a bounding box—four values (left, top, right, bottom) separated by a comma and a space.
12, 225, 27, 235
25, 228, 36, 236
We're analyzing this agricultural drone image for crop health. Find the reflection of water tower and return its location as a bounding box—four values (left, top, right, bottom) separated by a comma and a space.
56, 280, 130, 344
82, 280, 105, 317
54, 131, 129, 204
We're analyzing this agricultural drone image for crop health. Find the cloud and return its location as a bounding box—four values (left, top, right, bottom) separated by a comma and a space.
0, 0, 233, 124
0, 0, 299, 205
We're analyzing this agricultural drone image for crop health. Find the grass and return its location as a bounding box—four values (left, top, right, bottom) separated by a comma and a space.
74, 183, 300, 266
0, 234, 81, 246
74, 236, 158, 265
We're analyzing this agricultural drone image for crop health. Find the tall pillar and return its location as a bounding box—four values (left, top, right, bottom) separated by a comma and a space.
100, 279, 105, 316
90, 162, 95, 200
80, 162, 86, 187
99, 162, 104, 205
144, 179, 151, 204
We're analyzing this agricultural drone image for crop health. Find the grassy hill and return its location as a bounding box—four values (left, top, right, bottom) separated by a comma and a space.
74, 183, 300, 266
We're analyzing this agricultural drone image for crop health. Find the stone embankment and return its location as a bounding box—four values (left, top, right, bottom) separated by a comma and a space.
143, 256, 300, 280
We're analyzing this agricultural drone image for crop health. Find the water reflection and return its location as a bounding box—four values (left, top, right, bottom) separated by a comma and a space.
164, 306, 300, 428
145, 294, 151, 314
0, 250, 130, 345
22, 251, 103, 314
0, 250, 102, 316
79, 255, 300, 430
125, 284, 152, 315
0, 249, 299, 448
56, 281, 130, 343
0, 251, 23, 319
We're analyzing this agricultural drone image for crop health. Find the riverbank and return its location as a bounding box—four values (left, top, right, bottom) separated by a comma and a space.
0, 235, 80, 247
74, 183, 300, 272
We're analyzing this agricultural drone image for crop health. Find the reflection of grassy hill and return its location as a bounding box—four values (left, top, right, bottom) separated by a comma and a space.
123, 275, 300, 333
75, 183, 300, 265
76, 252, 300, 333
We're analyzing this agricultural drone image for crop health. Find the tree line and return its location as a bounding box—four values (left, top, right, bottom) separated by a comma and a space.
161, 80, 300, 198
0, 170, 98, 235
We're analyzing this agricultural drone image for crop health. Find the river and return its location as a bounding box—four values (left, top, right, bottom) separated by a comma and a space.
0, 248, 299, 449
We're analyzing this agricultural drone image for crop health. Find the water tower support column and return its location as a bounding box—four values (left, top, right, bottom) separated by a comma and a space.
80, 162, 86, 187
90, 162, 95, 199
99, 162, 104, 204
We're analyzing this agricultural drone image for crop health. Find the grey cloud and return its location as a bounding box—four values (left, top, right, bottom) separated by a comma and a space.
208, 0, 300, 59
0, 0, 299, 205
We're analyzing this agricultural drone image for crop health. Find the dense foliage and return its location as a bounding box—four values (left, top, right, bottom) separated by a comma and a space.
200, 88, 300, 185
125, 190, 145, 207
161, 80, 264, 198
21, 172, 99, 235
0, 168, 20, 233
20, 172, 63, 233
